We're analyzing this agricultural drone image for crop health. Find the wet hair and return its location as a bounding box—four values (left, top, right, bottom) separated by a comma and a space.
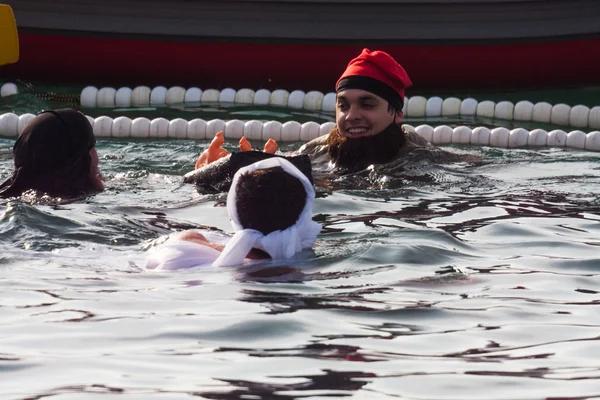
387, 103, 400, 114
234, 166, 307, 235
0, 108, 99, 199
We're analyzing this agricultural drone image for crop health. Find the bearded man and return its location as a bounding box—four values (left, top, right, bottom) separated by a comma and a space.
297, 48, 431, 174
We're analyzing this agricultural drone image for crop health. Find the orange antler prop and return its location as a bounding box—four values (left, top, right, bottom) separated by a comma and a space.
196, 133, 280, 169
239, 136, 278, 154
239, 136, 252, 152
264, 139, 278, 154
195, 131, 231, 169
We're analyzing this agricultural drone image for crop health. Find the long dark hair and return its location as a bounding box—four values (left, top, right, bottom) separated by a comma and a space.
0, 109, 99, 199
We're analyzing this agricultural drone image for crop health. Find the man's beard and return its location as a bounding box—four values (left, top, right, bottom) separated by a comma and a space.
327, 123, 407, 173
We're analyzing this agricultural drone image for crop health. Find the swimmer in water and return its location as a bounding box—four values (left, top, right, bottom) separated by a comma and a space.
295, 48, 433, 173
199, 49, 446, 175
146, 156, 321, 270
0, 108, 104, 199
187, 49, 474, 188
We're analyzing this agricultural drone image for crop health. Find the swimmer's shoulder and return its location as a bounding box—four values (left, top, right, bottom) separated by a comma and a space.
401, 125, 482, 164
295, 133, 329, 156
403, 125, 432, 148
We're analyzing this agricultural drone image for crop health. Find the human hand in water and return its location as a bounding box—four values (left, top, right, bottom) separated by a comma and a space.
195, 132, 280, 169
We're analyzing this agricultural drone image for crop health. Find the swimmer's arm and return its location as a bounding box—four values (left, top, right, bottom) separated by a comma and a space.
179, 231, 269, 260
178, 231, 269, 260
178, 231, 270, 260
402, 126, 482, 163
178, 231, 225, 252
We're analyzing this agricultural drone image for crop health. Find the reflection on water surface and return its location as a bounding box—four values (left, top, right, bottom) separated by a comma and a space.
1, 94, 599, 399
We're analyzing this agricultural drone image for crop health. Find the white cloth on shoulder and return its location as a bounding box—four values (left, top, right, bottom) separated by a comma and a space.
145, 238, 222, 271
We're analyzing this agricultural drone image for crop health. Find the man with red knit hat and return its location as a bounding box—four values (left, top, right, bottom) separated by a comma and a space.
297, 48, 431, 173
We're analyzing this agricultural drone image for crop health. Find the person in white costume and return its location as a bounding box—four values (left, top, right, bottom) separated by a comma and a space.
146, 157, 321, 270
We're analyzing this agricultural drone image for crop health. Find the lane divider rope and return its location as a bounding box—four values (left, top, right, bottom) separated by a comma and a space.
0, 112, 598, 152
2, 82, 599, 130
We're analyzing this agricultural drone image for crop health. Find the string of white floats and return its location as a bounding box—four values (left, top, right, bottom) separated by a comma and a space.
0, 112, 335, 142
0, 112, 599, 152
2, 82, 599, 130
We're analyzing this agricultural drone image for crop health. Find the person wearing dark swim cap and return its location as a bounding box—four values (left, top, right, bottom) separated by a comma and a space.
297, 48, 431, 173
0, 108, 104, 199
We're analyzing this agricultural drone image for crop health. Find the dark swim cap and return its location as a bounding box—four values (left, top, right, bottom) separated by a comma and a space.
13, 109, 95, 172
0, 108, 98, 198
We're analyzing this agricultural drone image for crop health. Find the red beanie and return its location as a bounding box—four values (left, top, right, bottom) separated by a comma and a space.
336, 49, 412, 109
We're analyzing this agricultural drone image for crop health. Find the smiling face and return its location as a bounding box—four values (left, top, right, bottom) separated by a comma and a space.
335, 89, 404, 139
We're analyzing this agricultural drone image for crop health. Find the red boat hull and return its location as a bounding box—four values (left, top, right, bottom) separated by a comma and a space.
3, 33, 600, 92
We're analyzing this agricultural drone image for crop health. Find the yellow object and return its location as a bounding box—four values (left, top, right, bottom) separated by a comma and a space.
0, 4, 19, 66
